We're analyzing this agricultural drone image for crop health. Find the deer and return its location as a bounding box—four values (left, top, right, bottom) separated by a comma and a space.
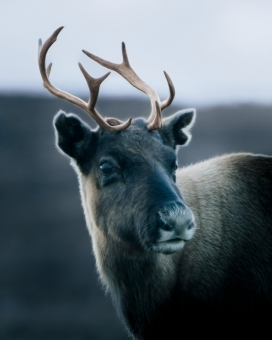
38, 27, 272, 339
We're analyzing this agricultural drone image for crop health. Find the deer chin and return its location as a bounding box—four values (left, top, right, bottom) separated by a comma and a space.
152, 238, 186, 255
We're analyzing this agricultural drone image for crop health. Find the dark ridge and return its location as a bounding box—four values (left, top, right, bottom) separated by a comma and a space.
0, 94, 271, 339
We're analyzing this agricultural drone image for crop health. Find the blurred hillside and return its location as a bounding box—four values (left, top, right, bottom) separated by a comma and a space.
0, 95, 272, 340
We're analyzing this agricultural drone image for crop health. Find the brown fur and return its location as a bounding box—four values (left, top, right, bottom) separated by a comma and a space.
177, 153, 272, 301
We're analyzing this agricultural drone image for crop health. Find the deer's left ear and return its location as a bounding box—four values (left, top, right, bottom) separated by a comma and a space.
160, 109, 196, 148
53, 111, 98, 174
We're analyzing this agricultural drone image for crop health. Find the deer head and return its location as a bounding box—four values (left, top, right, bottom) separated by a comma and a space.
38, 27, 196, 255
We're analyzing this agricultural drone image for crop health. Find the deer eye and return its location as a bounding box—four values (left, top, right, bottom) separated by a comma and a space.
100, 162, 113, 175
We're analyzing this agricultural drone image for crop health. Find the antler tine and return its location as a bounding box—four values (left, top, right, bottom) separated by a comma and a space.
38, 27, 131, 131
78, 63, 111, 111
46, 63, 52, 78
160, 71, 175, 111
83, 43, 175, 131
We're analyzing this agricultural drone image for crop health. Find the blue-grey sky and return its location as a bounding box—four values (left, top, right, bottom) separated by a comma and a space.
1, 0, 272, 105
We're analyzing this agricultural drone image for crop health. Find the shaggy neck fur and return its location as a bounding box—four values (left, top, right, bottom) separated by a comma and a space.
78, 153, 272, 339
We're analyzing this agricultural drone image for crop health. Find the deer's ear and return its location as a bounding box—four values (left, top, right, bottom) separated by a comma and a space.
53, 111, 97, 169
160, 109, 196, 148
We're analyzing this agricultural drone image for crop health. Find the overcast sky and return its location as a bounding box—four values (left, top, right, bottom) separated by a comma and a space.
1, 0, 272, 105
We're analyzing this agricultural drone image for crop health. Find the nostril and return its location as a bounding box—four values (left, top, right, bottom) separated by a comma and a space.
157, 212, 174, 231
186, 221, 195, 230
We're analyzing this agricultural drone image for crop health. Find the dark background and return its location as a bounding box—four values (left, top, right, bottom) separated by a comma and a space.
1, 95, 272, 339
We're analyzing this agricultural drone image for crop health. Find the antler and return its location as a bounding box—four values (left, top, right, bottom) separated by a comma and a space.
83, 43, 175, 130
38, 27, 132, 131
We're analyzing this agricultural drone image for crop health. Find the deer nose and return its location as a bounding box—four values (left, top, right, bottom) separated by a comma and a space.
152, 202, 196, 254
157, 202, 195, 235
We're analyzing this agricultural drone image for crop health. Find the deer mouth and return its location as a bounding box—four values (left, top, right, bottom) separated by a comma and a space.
152, 238, 186, 255
161, 237, 184, 244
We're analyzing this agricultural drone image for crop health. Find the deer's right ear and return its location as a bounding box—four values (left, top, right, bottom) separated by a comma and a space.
53, 111, 97, 163
161, 109, 196, 148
